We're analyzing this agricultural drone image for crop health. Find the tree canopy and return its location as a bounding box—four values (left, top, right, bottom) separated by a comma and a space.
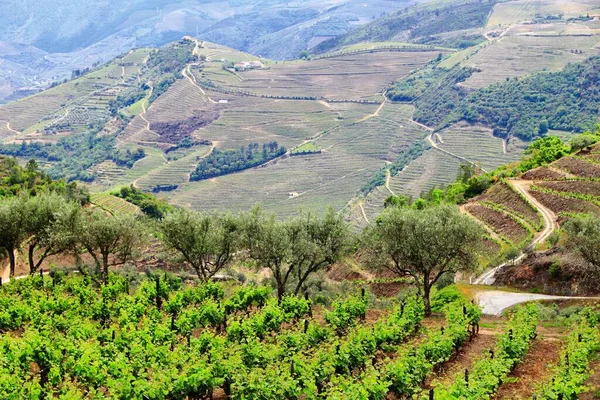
242, 206, 350, 301
363, 205, 484, 315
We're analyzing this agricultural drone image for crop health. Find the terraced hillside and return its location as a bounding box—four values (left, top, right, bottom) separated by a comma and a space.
462, 142, 600, 255
2, 0, 597, 220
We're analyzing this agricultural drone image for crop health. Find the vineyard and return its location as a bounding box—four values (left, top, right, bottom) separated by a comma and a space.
1, 273, 599, 399
89, 193, 141, 215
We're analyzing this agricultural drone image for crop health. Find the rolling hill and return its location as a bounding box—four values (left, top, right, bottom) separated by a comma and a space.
0, 0, 599, 223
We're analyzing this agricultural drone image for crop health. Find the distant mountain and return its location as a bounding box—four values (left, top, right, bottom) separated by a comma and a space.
312, 0, 495, 54
0, 0, 413, 103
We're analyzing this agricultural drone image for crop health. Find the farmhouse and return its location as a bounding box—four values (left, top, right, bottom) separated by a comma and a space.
234, 60, 264, 71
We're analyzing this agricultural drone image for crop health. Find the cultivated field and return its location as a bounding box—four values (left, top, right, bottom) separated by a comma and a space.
202, 50, 443, 101
167, 151, 381, 218
488, 0, 600, 26
89, 193, 141, 215
0, 49, 148, 134
437, 123, 525, 171
463, 34, 600, 89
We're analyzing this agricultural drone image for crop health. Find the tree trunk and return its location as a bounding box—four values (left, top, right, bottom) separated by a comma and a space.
28, 244, 36, 275
277, 284, 285, 304
423, 282, 432, 317
8, 249, 16, 278
102, 253, 110, 284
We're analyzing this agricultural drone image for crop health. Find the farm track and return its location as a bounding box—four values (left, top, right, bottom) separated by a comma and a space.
474, 180, 557, 285
1, 120, 19, 135
385, 168, 394, 195
494, 338, 562, 399
428, 132, 488, 173
359, 202, 369, 224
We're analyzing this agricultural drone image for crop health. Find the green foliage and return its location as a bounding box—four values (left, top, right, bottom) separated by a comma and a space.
0, 273, 481, 399
0, 157, 88, 202
159, 209, 241, 280
535, 316, 600, 399
190, 142, 286, 181
569, 131, 600, 151
241, 206, 350, 300
77, 210, 144, 283
363, 205, 484, 315
146, 40, 196, 77
564, 214, 600, 273
430, 285, 462, 312
435, 303, 538, 399
385, 300, 481, 396
518, 136, 570, 171
0, 131, 145, 181
324, 292, 368, 334
415, 34, 487, 49
387, 64, 477, 127
113, 185, 174, 219
451, 56, 600, 140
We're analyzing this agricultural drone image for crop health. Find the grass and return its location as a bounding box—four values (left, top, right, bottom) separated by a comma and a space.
291, 142, 321, 154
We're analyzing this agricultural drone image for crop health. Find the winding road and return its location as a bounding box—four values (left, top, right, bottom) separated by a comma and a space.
474, 179, 557, 285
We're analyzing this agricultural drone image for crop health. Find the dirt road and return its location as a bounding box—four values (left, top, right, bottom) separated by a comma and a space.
474, 179, 557, 285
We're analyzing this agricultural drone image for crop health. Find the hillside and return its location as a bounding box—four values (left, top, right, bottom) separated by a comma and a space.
312, 0, 496, 54
489, 141, 600, 294
0, 0, 411, 103
1, 0, 600, 221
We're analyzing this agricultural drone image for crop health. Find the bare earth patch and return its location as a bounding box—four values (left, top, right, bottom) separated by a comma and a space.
529, 190, 600, 216
465, 204, 530, 244
494, 337, 563, 399
521, 166, 567, 181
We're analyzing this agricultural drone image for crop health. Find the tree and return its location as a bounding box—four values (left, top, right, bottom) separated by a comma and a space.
363, 205, 483, 316
242, 206, 349, 301
538, 119, 549, 135
23, 194, 81, 274
569, 133, 599, 152
159, 210, 240, 281
564, 215, 600, 275
519, 136, 569, 171
0, 197, 27, 278
77, 211, 143, 283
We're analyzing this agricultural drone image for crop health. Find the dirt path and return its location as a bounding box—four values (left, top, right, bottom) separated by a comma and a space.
494, 337, 563, 399
1, 120, 19, 135
410, 119, 434, 132
427, 132, 488, 173
183, 65, 218, 104
474, 180, 557, 285
359, 202, 370, 224
385, 168, 395, 195
1, 255, 10, 282
426, 319, 503, 391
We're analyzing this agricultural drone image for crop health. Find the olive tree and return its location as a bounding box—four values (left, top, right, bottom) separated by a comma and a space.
363, 205, 484, 316
159, 210, 240, 281
242, 206, 349, 301
78, 211, 143, 284
23, 194, 81, 274
564, 215, 600, 275
0, 196, 27, 278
